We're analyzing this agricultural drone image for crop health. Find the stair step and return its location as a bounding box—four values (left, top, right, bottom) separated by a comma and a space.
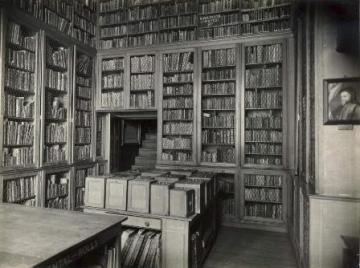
139, 149, 157, 157
135, 157, 156, 165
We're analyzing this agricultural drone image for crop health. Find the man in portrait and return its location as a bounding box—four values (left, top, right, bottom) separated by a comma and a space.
332, 87, 360, 121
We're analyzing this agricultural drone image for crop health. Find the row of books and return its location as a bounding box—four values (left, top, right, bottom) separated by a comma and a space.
76, 99, 91, 111
163, 109, 193, 121
199, 0, 239, 14
45, 145, 66, 163
163, 122, 193, 135
73, 28, 96, 47
163, 73, 193, 83
102, 73, 124, 89
202, 97, 235, 110
46, 174, 68, 199
160, 15, 197, 29
46, 123, 66, 143
199, 24, 240, 39
74, 145, 91, 160
74, 14, 96, 36
159, 30, 196, 43
218, 176, 235, 193
99, 0, 125, 13
201, 148, 235, 163
163, 52, 193, 72
3, 147, 33, 167
75, 168, 92, 187
203, 48, 235, 68
121, 228, 161, 268
203, 82, 235, 95
202, 113, 234, 128
163, 85, 193, 96
44, 9, 72, 35
5, 94, 34, 119
43, 0, 73, 20
244, 90, 282, 108
245, 188, 281, 202
7, 48, 35, 72
159, 1, 197, 16
77, 86, 92, 100
130, 92, 155, 108
241, 6, 291, 22
46, 95, 67, 120
245, 66, 281, 88
102, 58, 125, 71
46, 44, 68, 70
74, 0, 97, 20
244, 174, 282, 187
75, 111, 91, 127
46, 69, 68, 91
163, 97, 193, 109
75, 188, 85, 207
47, 196, 69, 209
202, 69, 235, 81
75, 128, 91, 143
4, 176, 36, 203
77, 55, 93, 77
199, 13, 239, 28
128, 20, 159, 34
162, 151, 191, 161
128, 5, 158, 21
14, 0, 43, 21
245, 116, 282, 129
244, 129, 282, 142
221, 197, 235, 217
245, 44, 283, 64
245, 203, 282, 219
162, 137, 191, 150
8, 23, 36, 51
131, 55, 155, 73
241, 20, 291, 35
245, 155, 282, 165
201, 129, 235, 144
101, 25, 128, 38
102, 92, 124, 107
242, 0, 291, 10
245, 143, 282, 155
5, 68, 35, 92
99, 12, 127, 26
4, 121, 34, 146
131, 74, 155, 90
77, 76, 91, 87
129, 33, 158, 46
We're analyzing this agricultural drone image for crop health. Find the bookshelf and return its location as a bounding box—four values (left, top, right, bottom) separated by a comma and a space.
241, 0, 292, 36
44, 169, 70, 210
74, 50, 94, 162
242, 41, 285, 168
42, 37, 70, 166
159, 0, 198, 44
198, 0, 241, 40
0, 173, 38, 207
43, 0, 73, 36
200, 47, 237, 165
73, 0, 97, 47
217, 173, 236, 223
2, 21, 39, 169
130, 54, 155, 109
101, 56, 125, 108
160, 50, 196, 164
74, 165, 94, 209
241, 170, 286, 224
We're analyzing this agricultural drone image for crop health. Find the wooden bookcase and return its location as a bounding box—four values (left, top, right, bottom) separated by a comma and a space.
73, 164, 95, 209
158, 48, 197, 166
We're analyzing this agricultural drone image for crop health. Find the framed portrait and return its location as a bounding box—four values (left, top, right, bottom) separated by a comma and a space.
324, 78, 360, 125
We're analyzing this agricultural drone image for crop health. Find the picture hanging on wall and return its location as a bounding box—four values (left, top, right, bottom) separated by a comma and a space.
324, 77, 360, 124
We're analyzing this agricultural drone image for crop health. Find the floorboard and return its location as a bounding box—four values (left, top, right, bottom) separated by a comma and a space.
203, 227, 298, 268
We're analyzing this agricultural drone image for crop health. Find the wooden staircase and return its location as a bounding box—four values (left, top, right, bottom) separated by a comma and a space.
131, 132, 157, 171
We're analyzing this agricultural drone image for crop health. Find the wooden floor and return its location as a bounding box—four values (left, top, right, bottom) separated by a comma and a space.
203, 227, 298, 268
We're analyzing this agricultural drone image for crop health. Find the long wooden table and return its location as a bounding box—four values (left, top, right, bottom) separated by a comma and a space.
0, 204, 127, 268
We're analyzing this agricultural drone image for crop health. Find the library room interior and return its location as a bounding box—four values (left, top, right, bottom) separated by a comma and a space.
0, 0, 359, 267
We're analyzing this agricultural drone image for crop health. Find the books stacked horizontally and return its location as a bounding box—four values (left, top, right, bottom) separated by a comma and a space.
201, 48, 236, 164
121, 228, 161, 268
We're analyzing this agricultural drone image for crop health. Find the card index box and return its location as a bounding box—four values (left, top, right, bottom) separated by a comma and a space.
105, 174, 136, 210
150, 181, 174, 216
174, 179, 205, 214
127, 177, 155, 213
85, 176, 109, 208
141, 170, 169, 178
169, 188, 195, 218
156, 174, 186, 184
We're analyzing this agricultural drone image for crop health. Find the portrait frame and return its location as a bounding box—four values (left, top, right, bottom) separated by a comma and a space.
323, 77, 360, 125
